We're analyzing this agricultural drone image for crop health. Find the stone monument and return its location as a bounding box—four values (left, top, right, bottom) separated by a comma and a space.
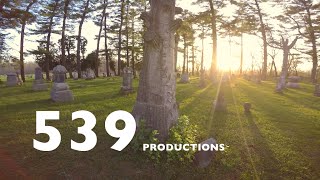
6, 73, 19, 87
120, 67, 134, 94
194, 138, 217, 168
286, 76, 300, 89
314, 84, 320, 97
32, 67, 48, 91
243, 102, 251, 113
180, 72, 189, 83
86, 68, 95, 80
72, 71, 78, 80
51, 65, 74, 102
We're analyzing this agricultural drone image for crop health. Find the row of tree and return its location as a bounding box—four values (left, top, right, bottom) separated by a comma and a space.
0, 0, 319, 82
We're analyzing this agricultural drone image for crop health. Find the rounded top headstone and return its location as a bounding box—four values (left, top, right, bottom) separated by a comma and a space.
53, 65, 67, 74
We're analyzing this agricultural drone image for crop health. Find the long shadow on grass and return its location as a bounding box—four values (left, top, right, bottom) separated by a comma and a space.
245, 113, 282, 179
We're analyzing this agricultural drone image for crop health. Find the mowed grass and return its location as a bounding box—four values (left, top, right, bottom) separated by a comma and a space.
0, 76, 319, 179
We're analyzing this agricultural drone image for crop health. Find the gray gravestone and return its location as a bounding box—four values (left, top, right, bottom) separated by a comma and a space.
180, 72, 189, 83
6, 73, 19, 87
72, 71, 78, 80
86, 69, 95, 80
120, 67, 134, 94
194, 138, 217, 168
51, 65, 74, 102
314, 84, 320, 97
286, 76, 300, 89
32, 67, 48, 91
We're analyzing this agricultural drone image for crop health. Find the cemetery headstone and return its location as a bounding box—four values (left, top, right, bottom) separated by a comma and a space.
243, 102, 251, 113
314, 84, 320, 97
286, 76, 300, 89
72, 71, 78, 80
180, 72, 189, 83
86, 68, 95, 80
51, 65, 74, 102
120, 67, 134, 94
32, 67, 48, 91
194, 138, 217, 168
6, 73, 19, 87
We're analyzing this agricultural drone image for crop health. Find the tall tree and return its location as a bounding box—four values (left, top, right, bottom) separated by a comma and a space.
31, 0, 61, 80
76, 0, 90, 77
61, 0, 71, 68
19, 0, 37, 82
117, 0, 125, 75
282, 0, 320, 83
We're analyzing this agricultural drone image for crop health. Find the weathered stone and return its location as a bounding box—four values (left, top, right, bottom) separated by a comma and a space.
180, 73, 189, 83
194, 138, 217, 168
86, 69, 95, 80
243, 102, 251, 113
120, 67, 134, 94
213, 91, 226, 111
314, 84, 320, 97
288, 76, 300, 83
132, 0, 179, 141
72, 71, 78, 80
32, 67, 48, 91
286, 82, 300, 89
52, 65, 67, 83
51, 65, 73, 102
6, 73, 19, 87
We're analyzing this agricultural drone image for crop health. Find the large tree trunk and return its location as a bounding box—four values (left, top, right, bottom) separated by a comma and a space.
95, 1, 107, 77
61, 0, 70, 68
133, 0, 181, 140
76, 0, 90, 78
208, 0, 217, 77
20, 1, 36, 82
276, 37, 298, 93
254, 0, 268, 80
117, 0, 125, 76
125, 1, 130, 66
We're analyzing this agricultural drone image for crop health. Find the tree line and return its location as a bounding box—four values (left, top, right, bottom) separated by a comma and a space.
0, 0, 319, 82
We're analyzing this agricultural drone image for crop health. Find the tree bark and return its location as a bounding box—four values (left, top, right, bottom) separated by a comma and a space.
76, 0, 90, 78
45, 0, 59, 81
192, 44, 195, 76
276, 37, 298, 92
254, 0, 268, 80
96, 0, 107, 77
208, 0, 217, 77
117, 0, 125, 76
133, 0, 181, 140
182, 35, 186, 73
174, 34, 179, 72
61, 0, 70, 68
131, 13, 135, 77
20, 0, 36, 82
104, 9, 110, 76
305, 7, 318, 83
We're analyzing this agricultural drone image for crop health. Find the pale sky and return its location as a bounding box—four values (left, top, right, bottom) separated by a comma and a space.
5, 0, 315, 73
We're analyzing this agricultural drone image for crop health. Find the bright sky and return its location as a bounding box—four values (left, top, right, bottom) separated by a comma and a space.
5, 0, 314, 72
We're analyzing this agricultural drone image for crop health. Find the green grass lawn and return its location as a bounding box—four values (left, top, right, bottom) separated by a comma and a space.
0, 77, 319, 179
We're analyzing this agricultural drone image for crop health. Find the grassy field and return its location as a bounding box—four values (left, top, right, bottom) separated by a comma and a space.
0, 76, 319, 179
